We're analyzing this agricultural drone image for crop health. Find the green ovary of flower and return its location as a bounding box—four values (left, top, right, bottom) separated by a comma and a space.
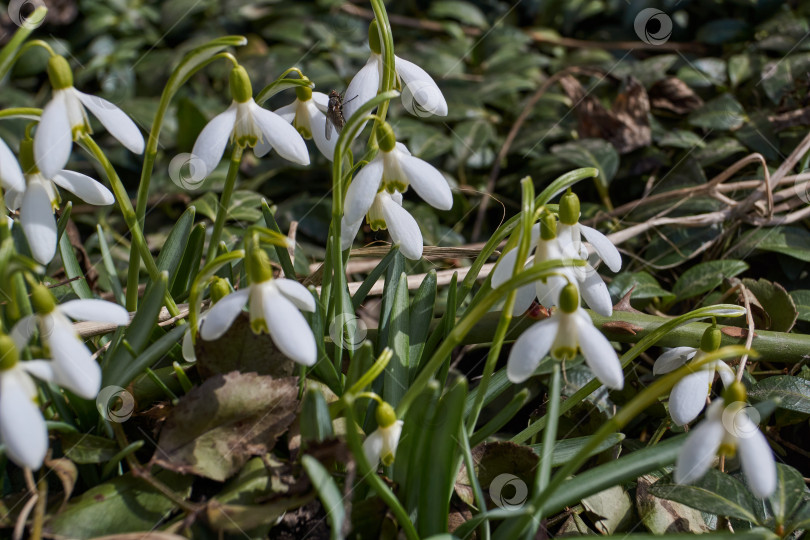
0, 335, 19, 371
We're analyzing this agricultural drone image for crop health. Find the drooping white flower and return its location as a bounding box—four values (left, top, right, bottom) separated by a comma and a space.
653, 327, 736, 426
363, 401, 403, 467
557, 190, 622, 274
9, 138, 114, 264
507, 283, 623, 389
182, 277, 232, 362
491, 213, 614, 317
12, 286, 130, 399
675, 388, 776, 498
199, 250, 317, 366
275, 87, 337, 161
35, 55, 144, 178
192, 65, 309, 179
341, 190, 423, 260
344, 22, 447, 121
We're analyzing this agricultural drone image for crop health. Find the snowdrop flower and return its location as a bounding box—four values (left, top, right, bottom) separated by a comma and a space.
491, 213, 613, 316
556, 190, 622, 274
507, 282, 623, 389
9, 138, 114, 264
35, 55, 144, 178
275, 86, 336, 161
198, 248, 317, 366
182, 277, 232, 362
341, 190, 423, 260
364, 401, 403, 467
675, 382, 776, 498
12, 285, 130, 399
341, 123, 452, 259
653, 326, 735, 426
192, 65, 309, 179
344, 20, 447, 121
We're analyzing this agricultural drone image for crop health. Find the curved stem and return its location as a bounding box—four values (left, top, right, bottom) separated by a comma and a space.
369, 0, 397, 127
206, 146, 244, 261
0, 107, 41, 120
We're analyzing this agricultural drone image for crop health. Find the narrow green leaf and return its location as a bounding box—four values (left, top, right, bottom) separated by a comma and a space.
377, 250, 404, 352
469, 389, 530, 447
384, 272, 409, 408
408, 270, 437, 382
351, 247, 398, 310
58, 207, 93, 300
97, 225, 125, 305
528, 433, 625, 467
301, 388, 333, 444
170, 223, 205, 300
262, 200, 296, 279
155, 207, 195, 284
302, 455, 345, 540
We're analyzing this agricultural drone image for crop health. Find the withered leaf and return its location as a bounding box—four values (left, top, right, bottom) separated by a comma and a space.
601, 321, 645, 335
650, 77, 704, 115
720, 326, 756, 339
152, 372, 299, 481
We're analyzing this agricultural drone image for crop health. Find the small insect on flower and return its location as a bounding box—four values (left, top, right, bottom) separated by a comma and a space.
325, 90, 357, 141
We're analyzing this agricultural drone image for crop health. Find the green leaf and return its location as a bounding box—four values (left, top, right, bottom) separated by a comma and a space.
408, 270, 437, 381
731, 227, 810, 262
770, 464, 806, 526
469, 389, 529, 447
581, 485, 635, 534
302, 455, 345, 540
657, 129, 708, 149
551, 139, 619, 186
648, 469, 760, 523
672, 260, 749, 301
688, 93, 746, 130
384, 272, 410, 408
96, 225, 125, 305
609, 272, 674, 303
748, 376, 810, 414
301, 388, 333, 445
153, 372, 299, 481
742, 278, 798, 332
169, 222, 205, 300
790, 289, 810, 322
428, 1, 489, 28
44, 471, 192, 539
155, 206, 195, 284
637, 474, 709, 533
351, 248, 397, 310
58, 207, 93, 300
529, 433, 625, 467
59, 432, 118, 464
262, 200, 295, 279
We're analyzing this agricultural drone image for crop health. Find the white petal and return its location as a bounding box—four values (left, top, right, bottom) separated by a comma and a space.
381, 195, 423, 260
308, 102, 337, 162
576, 314, 624, 389
0, 370, 48, 469
344, 55, 382, 121
5, 186, 23, 211
344, 156, 383, 224
10, 315, 35, 350
59, 299, 130, 325
19, 360, 56, 383
363, 428, 384, 467
579, 268, 613, 317
198, 288, 249, 341
47, 319, 101, 399
182, 328, 196, 362
263, 286, 317, 366
274, 101, 297, 123
35, 92, 73, 178
675, 417, 725, 485
75, 90, 144, 154
507, 318, 560, 383
535, 275, 566, 307
191, 103, 238, 178
250, 102, 310, 166
341, 216, 363, 251
0, 138, 24, 192
254, 137, 272, 158
382, 420, 403, 460
395, 55, 448, 117
653, 347, 698, 375
51, 170, 114, 205
669, 370, 713, 426
492, 249, 517, 289
579, 224, 621, 272
715, 361, 736, 388
397, 153, 453, 211
738, 427, 776, 498
274, 278, 316, 312
509, 283, 537, 316
20, 181, 57, 264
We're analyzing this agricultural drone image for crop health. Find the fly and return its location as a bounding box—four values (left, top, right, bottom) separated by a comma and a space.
325, 90, 357, 141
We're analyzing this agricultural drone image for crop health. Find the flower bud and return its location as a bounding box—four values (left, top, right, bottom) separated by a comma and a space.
47, 55, 73, 90
295, 85, 312, 102
229, 65, 253, 103
368, 19, 382, 55
700, 325, 721, 353
31, 284, 56, 315
540, 213, 557, 241
376, 122, 396, 153
375, 401, 397, 428
210, 277, 232, 304
559, 282, 579, 314
559, 190, 580, 226
722, 381, 746, 405
0, 335, 19, 371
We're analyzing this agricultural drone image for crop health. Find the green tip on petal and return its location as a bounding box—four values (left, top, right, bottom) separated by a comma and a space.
375, 401, 397, 428
559, 190, 580, 225
18, 138, 38, 175
700, 325, 722, 353
559, 282, 579, 313
722, 381, 746, 404
540, 212, 557, 240
0, 335, 19, 371
368, 19, 382, 55
31, 284, 56, 315
47, 55, 73, 90
210, 277, 232, 304
295, 85, 312, 102
376, 122, 396, 153
229, 65, 253, 103
246, 248, 274, 284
